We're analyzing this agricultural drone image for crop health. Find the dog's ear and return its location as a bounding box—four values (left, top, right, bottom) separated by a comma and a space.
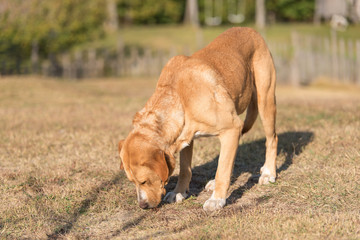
147, 150, 176, 184
118, 139, 125, 170
145, 150, 170, 184
164, 152, 175, 181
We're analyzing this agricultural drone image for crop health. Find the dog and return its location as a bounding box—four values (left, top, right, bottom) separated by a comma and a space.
118, 27, 278, 211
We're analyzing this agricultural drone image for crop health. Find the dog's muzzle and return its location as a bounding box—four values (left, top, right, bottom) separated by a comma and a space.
139, 200, 149, 209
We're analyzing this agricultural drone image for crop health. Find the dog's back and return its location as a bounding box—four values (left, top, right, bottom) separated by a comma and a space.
191, 28, 274, 129
191, 27, 271, 96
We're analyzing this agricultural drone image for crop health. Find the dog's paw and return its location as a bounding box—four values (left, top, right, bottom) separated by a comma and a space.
164, 191, 188, 203
259, 166, 276, 185
259, 175, 276, 185
203, 196, 226, 211
205, 179, 215, 192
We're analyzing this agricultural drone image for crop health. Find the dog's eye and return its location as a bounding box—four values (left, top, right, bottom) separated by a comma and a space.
140, 181, 147, 185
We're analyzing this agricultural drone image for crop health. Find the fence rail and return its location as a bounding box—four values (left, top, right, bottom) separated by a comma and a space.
1, 32, 360, 85
39, 46, 177, 79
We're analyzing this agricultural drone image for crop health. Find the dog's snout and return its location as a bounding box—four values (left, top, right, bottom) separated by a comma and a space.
139, 200, 149, 209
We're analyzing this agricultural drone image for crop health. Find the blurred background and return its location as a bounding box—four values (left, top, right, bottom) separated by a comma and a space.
0, 0, 360, 85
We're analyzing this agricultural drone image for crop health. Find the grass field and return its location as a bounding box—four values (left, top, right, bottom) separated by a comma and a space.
0, 76, 359, 239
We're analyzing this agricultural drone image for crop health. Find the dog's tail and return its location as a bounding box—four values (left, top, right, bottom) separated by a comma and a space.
242, 90, 258, 135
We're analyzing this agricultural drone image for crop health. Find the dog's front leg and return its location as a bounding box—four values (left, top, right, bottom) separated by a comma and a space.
164, 141, 193, 203
203, 128, 240, 211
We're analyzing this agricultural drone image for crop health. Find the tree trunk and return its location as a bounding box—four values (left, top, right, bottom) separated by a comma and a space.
256, 0, 265, 29
184, 0, 199, 27
313, 0, 321, 25
350, 0, 360, 24
31, 40, 39, 74
106, 0, 119, 33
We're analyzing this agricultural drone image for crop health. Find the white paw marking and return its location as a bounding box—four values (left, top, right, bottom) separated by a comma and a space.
180, 142, 189, 150
203, 192, 226, 211
205, 179, 215, 192
259, 166, 276, 185
164, 191, 188, 203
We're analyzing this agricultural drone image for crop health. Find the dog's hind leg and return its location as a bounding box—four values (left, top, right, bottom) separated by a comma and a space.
242, 89, 258, 135
253, 50, 278, 185
164, 141, 193, 203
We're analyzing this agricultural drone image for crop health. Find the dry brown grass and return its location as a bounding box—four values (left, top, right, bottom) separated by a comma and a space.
0, 76, 359, 239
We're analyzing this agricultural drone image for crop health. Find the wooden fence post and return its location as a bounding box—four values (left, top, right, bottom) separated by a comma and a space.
290, 32, 300, 86
196, 27, 204, 49
129, 47, 140, 76
0, 61, 6, 75
323, 37, 331, 78
347, 40, 354, 83
183, 45, 191, 57
96, 57, 105, 78
306, 35, 316, 83
155, 49, 162, 76
31, 40, 39, 74
116, 37, 124, 77
356, 40, 360, 85
74, 51, 83, 79
169, 47, 177, 60
61, 54, 71, 79
339, 38, 347, 82
314, 37, 322, 79
42, 61, 50, 76
331, 29, 339, 81
144, 48, 152, 76
48, 54, 60, 77
86, 49, 96, 78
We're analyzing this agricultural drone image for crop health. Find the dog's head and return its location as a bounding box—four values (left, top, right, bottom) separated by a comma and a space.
118, 132, 174, 209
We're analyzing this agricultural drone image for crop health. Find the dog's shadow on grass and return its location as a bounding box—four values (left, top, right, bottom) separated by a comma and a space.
165, 131, 314, 204
47, 131, 313, 239
47, 173, 125, 239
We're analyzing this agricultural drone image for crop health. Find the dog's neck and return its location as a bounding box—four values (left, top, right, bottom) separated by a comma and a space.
132, 87, 185, 156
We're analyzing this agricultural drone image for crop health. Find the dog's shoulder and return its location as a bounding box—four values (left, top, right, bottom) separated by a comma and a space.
221, 27, 264, 42
166, 55, 189, 67
155, 55, 189, 87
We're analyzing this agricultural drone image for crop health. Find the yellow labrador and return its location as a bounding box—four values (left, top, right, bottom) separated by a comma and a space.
118, 27, 277, 211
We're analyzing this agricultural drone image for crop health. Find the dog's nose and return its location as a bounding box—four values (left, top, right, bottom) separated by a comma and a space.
139, 201, 149, 209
